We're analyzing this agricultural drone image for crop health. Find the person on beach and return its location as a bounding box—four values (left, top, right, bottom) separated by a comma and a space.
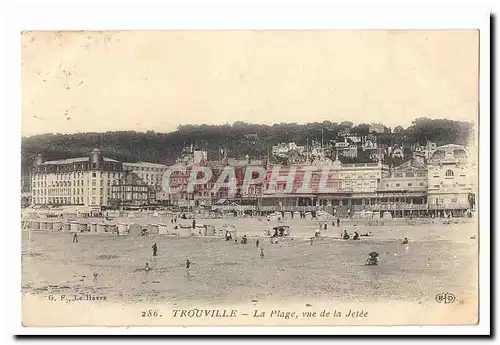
310, 238, 314, 246
337, 218, 340, 227
260, 248, 264, 259
353, 231, 359, 240
73, 233, 79, 243
402, 237, 409, 245
256, 239, 260, 247
152, 243, 158, 257
366, 253, 379, 266
145, 263, 151, 272
324, 223, 327, 230
343, 230, 349, 240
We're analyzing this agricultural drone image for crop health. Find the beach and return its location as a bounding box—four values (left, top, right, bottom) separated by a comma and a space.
22, 219, 478, 308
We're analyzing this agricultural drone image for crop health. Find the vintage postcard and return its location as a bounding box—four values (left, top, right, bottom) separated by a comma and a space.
21, 29, 481, 329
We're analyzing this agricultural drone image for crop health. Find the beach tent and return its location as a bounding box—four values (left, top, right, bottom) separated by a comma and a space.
70, 221, 87, 233
89, 223, 98, 232
372, 211, 381, 219
304, 212, 313, 220
31, 220, 40, 230
62, 222, 71, 231
52, 221, 62, 231
382, 211, 393, 220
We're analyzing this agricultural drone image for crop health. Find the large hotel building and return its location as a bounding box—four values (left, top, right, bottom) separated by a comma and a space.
30, 149, 166, 208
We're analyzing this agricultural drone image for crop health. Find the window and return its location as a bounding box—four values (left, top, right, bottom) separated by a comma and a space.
445, 169, 454, 177
408, 183, 412, 187
419, 182, 424, 186
92, 180, 96, 187
92, 188, 96, 195
396, 183, 400, 187
92, 172, 96, 178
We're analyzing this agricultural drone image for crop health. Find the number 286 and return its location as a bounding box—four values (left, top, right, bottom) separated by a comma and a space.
141, 310, 161, 317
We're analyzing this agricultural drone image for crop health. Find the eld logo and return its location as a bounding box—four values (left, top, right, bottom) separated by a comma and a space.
435, 292, 456, 304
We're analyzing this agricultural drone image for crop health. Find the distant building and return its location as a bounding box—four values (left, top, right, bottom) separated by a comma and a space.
377, 159, 428, 207
369, 123, 386, 134
30, 149, 124, 207
391, 146, 404, 159
123, 162, 168, 193
110, 171, 156, 208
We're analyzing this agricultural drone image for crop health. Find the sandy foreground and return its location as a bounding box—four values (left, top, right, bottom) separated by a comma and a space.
21, 219, 479, 327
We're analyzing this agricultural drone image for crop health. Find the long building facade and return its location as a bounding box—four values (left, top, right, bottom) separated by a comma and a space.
30, 149, 161, 208
167, 144, 476, 217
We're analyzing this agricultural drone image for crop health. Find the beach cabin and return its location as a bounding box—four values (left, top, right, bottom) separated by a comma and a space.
96, 223, 108, 233
222, 224, 237, 240
89, 223, 98, 232
62, 222, 71, 231
177, 226, 192, 237
70, 221, 87, 233
149, 224, 159, 236
117, 223, 128, 236
52, 221, 62, 231
204, 225, 216, 236
128, 223, 143, 236
40, 220, 49, 230
30, 220, 40, 230
21, 220, 30, 230
382, 211, 393, 220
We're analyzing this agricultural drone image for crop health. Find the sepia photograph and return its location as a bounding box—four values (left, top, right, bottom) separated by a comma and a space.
15, 14, 488, 333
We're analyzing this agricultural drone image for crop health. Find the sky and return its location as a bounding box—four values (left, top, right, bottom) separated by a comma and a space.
21, 30, 479, 137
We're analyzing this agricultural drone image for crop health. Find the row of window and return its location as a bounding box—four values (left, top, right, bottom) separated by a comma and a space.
385, 182, 426, 187
33, 172, 124, 180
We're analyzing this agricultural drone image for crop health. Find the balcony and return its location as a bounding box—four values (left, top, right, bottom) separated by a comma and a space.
211, 205, 322, 212
362, 203, 470, 211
